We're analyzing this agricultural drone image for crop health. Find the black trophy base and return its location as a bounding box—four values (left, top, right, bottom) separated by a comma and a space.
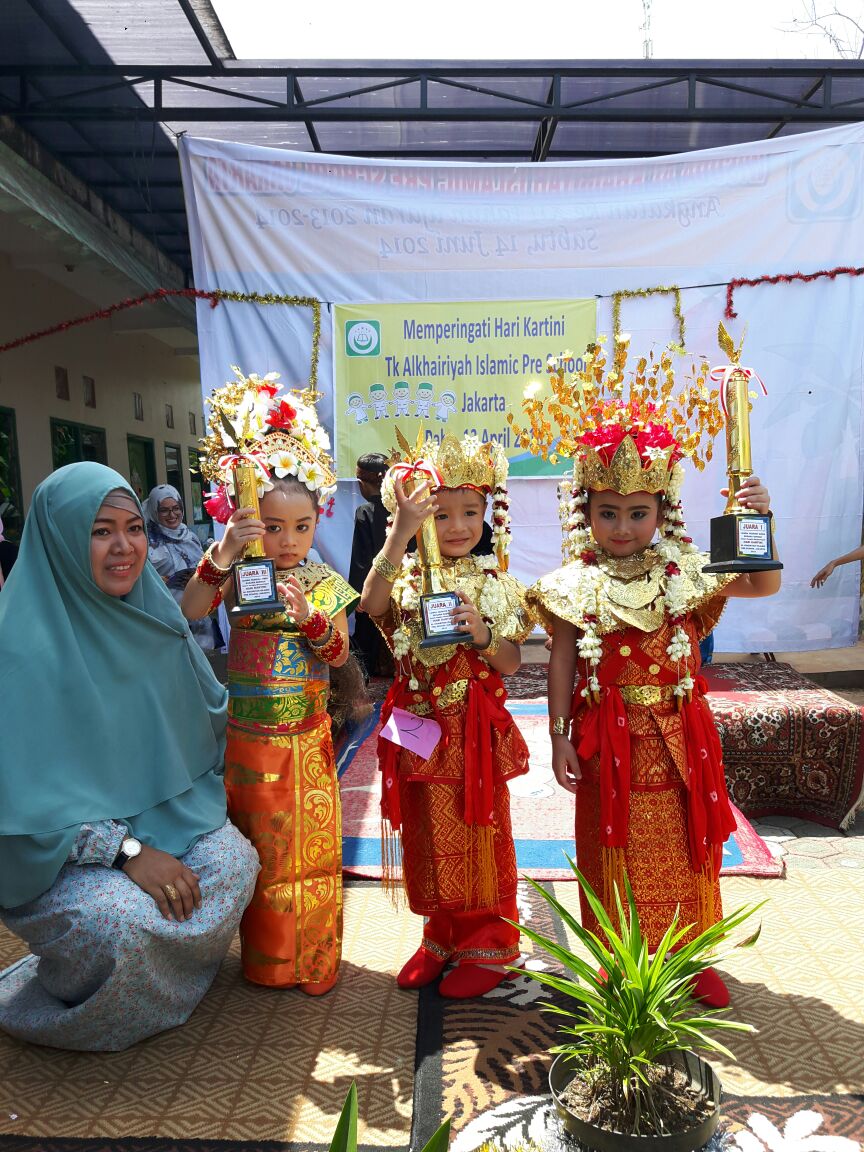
702, 512, 783, 575
230, 557, 284, 616
419, 590, 464, 648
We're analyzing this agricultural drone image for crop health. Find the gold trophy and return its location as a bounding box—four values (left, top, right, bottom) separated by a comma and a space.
703, 324, 782, 575
229, 461, 283, 615
396, 430, 464, 648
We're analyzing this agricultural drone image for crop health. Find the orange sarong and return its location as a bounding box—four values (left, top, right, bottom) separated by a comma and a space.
224, 609, 343, 988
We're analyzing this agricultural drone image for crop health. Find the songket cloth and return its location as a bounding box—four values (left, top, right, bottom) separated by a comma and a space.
224, 563, 357, 988
0, 821, 257, 1052
529, 550, 736, 951
374, 555, 534, 966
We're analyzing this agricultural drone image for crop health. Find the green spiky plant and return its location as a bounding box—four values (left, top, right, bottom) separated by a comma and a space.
511, 858, 763, 1138
328, 1082, 450, 1152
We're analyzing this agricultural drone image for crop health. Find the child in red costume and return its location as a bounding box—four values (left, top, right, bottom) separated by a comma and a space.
525, 337, 781, 1009
360, 434, 534, 999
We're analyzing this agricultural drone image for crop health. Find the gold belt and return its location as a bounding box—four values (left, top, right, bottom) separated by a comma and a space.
619, 684, 674, 706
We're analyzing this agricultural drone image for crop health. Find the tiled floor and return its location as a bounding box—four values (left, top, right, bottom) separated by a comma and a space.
751, 814, 864, 871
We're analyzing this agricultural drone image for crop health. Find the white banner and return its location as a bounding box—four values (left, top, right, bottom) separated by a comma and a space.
180, 126, 864, 651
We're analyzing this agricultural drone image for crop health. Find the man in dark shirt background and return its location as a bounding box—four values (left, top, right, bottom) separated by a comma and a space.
349, 453, 390, 678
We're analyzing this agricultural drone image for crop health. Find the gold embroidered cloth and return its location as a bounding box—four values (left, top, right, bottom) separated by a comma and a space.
225, 567, 354, 987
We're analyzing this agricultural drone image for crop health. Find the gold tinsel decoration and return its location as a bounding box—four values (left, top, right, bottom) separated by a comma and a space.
507, 334, 723, 472
611, 285, 685, 354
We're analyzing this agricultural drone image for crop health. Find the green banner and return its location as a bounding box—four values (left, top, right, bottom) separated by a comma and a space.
334, 299, 596, 478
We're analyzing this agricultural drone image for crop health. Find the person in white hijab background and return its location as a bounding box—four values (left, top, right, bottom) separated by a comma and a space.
143, 485, 220, 651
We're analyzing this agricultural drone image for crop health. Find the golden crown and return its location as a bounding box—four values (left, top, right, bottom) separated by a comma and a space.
381, 428, 507, 510
581, 434, 679, 495
508, 335, 724, 493
381, 428, 511, 566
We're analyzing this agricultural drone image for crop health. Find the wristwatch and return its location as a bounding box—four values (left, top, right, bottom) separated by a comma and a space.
112, 835, 143, 870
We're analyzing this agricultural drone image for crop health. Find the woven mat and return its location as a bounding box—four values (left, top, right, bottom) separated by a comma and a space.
0, 885, 415, 1151
410, 868, 864, 1150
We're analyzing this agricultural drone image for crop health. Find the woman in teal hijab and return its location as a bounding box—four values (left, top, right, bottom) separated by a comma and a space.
0, 463, 258, 1051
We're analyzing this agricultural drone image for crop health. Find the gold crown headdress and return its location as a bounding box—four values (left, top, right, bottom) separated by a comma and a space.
509, 335, 723, 561
199, 366, 336, 522
381, 428, 511, 567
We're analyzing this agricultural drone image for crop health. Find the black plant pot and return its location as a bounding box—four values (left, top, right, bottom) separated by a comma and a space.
549, 1051, 722, 1152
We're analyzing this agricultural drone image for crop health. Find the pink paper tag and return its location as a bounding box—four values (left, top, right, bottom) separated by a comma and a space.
379, 706, 442, 761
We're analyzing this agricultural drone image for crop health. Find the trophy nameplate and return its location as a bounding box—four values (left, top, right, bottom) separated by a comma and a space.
703, 331, 782, 576
229, 462, 283, 616
419, 588, 464, 648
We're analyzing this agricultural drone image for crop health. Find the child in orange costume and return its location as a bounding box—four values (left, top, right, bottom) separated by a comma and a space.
360, 435, 534, 999
184, 370, 354, 995
525, 338, 781, 1009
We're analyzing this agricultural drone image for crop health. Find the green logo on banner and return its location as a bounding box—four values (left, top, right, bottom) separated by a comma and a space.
346, 320, 381, 357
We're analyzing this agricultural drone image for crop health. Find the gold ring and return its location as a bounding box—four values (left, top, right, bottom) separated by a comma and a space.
163, 883, 180, 901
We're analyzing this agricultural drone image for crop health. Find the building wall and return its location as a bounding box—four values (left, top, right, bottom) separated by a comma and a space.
0, 254, 205, 534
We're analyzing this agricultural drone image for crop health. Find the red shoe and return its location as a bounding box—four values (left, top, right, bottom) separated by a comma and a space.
438, 964, 509, 999
299, 972, 339, 996
396, 947, 448, 989
690, 967, 729, 1008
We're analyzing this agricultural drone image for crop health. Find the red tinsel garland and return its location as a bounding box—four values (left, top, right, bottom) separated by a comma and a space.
0, 288, 219, 354
5, 268, 864, 354
726, 265, 864, 319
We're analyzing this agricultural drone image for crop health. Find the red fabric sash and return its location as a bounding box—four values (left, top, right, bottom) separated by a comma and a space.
575, 685, 631, 849
572, 632, 735, 875
679, 676, 737, 874
378, 650, 512, 830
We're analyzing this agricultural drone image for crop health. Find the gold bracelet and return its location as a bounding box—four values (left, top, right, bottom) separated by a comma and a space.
549, 716, 571, 736
372, 553, 400, 583
476, 625, 501, 658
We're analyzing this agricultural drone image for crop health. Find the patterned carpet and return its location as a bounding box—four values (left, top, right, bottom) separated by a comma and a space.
702, 662, 864, 831
340, 703, 782, 880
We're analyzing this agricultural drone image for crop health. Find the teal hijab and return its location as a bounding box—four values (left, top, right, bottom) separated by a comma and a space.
0, 463, 227, 908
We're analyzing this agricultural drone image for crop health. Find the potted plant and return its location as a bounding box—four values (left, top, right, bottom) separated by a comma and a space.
328, 1082, 450, 1152
513, 858, 762, 1150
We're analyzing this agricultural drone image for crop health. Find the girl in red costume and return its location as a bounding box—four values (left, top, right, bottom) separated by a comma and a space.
526, 337, 781, 1009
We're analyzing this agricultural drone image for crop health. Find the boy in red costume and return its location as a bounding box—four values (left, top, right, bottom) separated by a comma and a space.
360, 434, 535, 999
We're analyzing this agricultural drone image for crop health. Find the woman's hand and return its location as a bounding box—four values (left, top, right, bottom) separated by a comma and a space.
450, 590, 490, 646
551, 735, 581, 794
392, 477, 437, 542
722, 475, 770, 515
278, 576, 311, 623
811, 561, 837, 588
213, 506, 266, 566
122, 845, 202, 922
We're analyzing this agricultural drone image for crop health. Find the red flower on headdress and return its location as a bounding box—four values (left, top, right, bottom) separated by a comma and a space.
579, 414, 683, 470
266, 400, 298, 430
204, 485, 235, 525
579, 421, 629, 467
665, 562, 681, 576
257, 381, 280, 398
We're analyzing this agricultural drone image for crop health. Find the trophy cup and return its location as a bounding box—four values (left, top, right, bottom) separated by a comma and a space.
703, 324, 782, 575
401, 470, 464, 649
229, 461, 284, 616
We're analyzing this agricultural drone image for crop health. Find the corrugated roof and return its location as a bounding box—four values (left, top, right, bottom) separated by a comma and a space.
4, 0, 864, 273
